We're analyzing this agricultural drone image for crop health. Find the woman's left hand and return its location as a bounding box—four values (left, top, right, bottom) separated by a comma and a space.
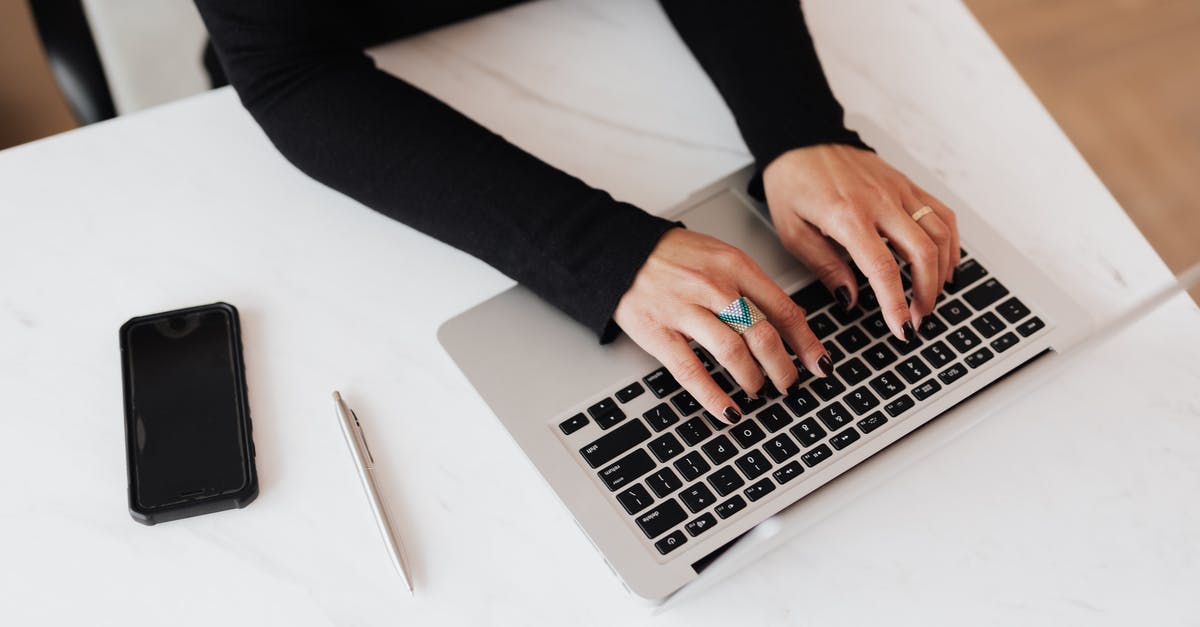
763, 144, 960, 339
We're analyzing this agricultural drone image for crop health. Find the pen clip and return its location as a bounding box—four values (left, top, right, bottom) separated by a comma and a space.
351, 410, 375, 465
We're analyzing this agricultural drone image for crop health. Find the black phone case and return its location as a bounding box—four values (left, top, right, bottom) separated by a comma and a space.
119, 302, 258, 525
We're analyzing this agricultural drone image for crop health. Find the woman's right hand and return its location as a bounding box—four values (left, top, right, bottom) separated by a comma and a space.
612, 227, 832, 425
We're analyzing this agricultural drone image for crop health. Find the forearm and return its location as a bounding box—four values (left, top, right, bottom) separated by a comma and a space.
196, 0, 676, 341
659, 0, 870, 194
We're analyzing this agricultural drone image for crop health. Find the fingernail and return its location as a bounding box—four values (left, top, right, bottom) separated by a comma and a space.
902, 321, 916, 343
723, 406, 742, 424
818, 354, 833, 378
834, 285, 852, 310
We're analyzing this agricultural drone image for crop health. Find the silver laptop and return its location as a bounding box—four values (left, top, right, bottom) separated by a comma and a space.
438, 124, 1093, 601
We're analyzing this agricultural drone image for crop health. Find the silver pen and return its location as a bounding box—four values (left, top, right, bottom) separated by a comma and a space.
333, 391, 414, 593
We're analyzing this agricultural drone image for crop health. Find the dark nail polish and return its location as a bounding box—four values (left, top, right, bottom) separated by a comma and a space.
834, 285, 852, 310
902, 321, 916, 343
818, 354, 833, 378
723, 407, 742, 424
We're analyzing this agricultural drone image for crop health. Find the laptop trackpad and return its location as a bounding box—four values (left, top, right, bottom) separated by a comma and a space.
677, 188, 809, 287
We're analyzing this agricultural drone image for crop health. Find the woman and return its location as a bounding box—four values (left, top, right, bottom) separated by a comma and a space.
196, 0, 960, 425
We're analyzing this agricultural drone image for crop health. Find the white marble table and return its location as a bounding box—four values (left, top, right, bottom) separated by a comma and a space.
2, 0, 1197, 624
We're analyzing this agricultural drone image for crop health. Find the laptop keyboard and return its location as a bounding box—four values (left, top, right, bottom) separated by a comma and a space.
556, 248, 1047, 558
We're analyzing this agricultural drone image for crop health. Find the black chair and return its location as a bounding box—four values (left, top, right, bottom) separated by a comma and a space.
27, 0, 227, 126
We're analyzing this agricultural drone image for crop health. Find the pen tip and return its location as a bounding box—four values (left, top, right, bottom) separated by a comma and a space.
332, 390, 342, 402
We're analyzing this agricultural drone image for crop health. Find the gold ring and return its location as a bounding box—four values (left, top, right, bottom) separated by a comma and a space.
910, 206, 934, 222
716, 297, 766, 335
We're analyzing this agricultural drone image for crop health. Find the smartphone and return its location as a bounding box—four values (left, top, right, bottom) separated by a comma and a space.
119, 302, 258, 525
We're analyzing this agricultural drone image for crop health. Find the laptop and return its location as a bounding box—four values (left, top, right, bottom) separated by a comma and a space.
437, 121, 1094, 602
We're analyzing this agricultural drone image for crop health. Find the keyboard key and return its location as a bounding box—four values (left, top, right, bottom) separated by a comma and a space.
693, 347, 716, 371
714, 495, 747, 519
857, 411, 888, 434
801, 444, 833, 467
643, 403, 680, 432
655, 530, 687, 554
920, 340, 955, 368
791, 282, 835, 313
895, 356, 931, 384
835, 357, 872, 385
599, 449, 656, 491
637, 499, 687, 539
946, 259, 987, 293
963, 278, 1009, 310
938, 363, 968, 385
730, 421, 767, 448
965, 347, 994, 369
670, 390, 702, 416
844, 386, 881, 415
580, 420, 651, 468
763, 433, 801, 463
679, 483, 717, 513
677, 417, 713, 446
735, 450, 773, 480
990, 332, 1019, 353
947, 328, 982, 353
646, 467, 683, 497
686, 512, 718, 537
643, 367, 681, 398
757, 404, 793, 433
858, 287, 880, 311
648, 433, 684, 462
824, 341, 845, 364
861, 312, 891, 338
829, 427, 861, 450
587, 397, 626, 429
863, 343, 899, 370
760, 381, 782, 400
616, 484, 654, 514
938, 299, 971, 325
911, 379, 942, 401
996, 297, 1031, 323
783, 388, 819, 417
887, 332, 923, 356
835, 327, 871, 354
816, 402, 854, 430
918, 313, 948, 339
701, 434, 738, 465
772, 460, 805, 485
806, 313, 838, 339
711, 371, 734, 393
1017, 316, 1045, 337
831, 302, 865, 325
970, 312, 1006, 338
790, 418, 827, 447
615, 382, 645, 403
559, 413, 588, 435
732, 390, 767, 415
673, 451, 711, 481
707, 465, 746, 496
744, 479, 776, 502
811, 375, 846, 401
869, 372, 905, 399
884, 394, 915, 417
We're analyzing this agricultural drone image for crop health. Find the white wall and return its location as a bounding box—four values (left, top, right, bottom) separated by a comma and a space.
81, 0, 211, 115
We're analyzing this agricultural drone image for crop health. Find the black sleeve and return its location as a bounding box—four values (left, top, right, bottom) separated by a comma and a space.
193, 0, 678, 343
658, 0, 871, 198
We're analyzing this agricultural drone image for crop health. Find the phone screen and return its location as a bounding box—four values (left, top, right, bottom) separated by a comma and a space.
123, 307, 250, 509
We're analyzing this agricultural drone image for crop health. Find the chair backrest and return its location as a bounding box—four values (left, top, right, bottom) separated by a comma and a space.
28, 0, 116, 124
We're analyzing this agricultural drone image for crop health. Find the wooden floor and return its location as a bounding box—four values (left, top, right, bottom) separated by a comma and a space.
2, 1, 1197, 299
965, 0, 1200, 303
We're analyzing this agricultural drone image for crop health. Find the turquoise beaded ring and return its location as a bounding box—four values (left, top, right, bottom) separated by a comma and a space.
716, 296, 765, 335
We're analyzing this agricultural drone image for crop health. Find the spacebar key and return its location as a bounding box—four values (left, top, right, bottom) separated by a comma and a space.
579, 420, 650, 468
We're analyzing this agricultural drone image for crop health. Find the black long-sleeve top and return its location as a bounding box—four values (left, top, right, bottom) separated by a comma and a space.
194, 0, 868, 342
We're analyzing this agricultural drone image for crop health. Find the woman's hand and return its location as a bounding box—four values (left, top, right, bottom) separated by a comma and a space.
613, 228, 830, 425
764, 144, 960, 340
